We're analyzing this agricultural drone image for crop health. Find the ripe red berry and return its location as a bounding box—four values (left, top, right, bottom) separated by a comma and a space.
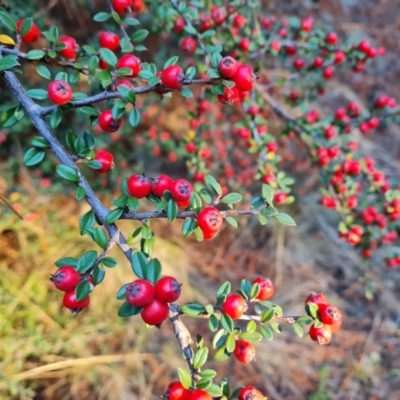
202, 229, 218, 240
211, 6, 225, 24
116, 54, 141, 78
308, 323, 332, 345
126, 279, 155, 307
127, 174, 152, 199
301, 17, 314, 32
184, 389, 212, 400
221, 293, 246, 319
313, 56, 324, 69
305, 292, 327, 306
16, 19, 41, 44
218, 56, 239, 79
173, 17, 185, 33
99, 31, 120, 51
98, 110, 121, 132
325, 32, 338, 45
232, 65, 255, 92
374, 95, 389, 108
197, 207, 223, 234
239, 37, 250, 52
154, 276, 181, 303
165, 381, 189, 400
270, 39, 281, 53
180, 37, 197, 55
234, 340, 256, 364
112, 0, 131, 15
47, 80, 73, 105
94, 150, 114, 173
330, 315, 343, 333
293, 58, 305, 70
217, 86, 240, 105
274, 191, 287, 205
233, 14, 246, 29
238, 386, 264, 400
317, 304, 342, 325
253, 277, 274, 300
57, 36, 79, 60
63, 290, 90, 310
141, 299, 169, 325
52, 266, 80, 292
161, 65, 185, 90
170, 179, 193, 202
199, 13, 212, 32
334, 50, 346, 64
323, 66, 335, 80
152, 174, 173, 197
114, 79, 133, 91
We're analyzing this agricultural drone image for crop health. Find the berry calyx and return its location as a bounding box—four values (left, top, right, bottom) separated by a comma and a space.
165, 381, 189, 400
63, 290, 90, 310
99, 31, 120, 51
197, 207, 223, 234
218, 56, 239, 79
98, 110, 121, 132
221, 293, 246, 319
47, 80, 73, 105
308, 323, 332, 345
152, 174, 173, 197
116, 54, 141, 78
57, 36, 79, 60
170, 179, 193, 202
232, 65, 255, 92
161, 65, 185, 90
253, 277, 274, 300
127, 174, 152, 199
141, 299, 169, 325
51, 266, 80, 292
154, 276, 181, 303
180, 37, 196, 55
317, 304, 342, 325
126, 279, 155, 307
233, 340, 256, 364
94, 150, 114, 173
238, 386, 264, 400
16, 19, 41, 44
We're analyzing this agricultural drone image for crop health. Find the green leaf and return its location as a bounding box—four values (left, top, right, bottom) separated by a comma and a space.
274, 213, 296, 226
127, 196, 139, 211
226, 333, 235, 353
34, 65, 51, 80
180, 88, 193, 98
146, 258, 162, 283
99, 47, 117, 67
207, 384, 223, 398
258, 214, 268, 226
216, 281, 231, 298
138, 70, 153, 80
193, 348, 208, 369
240, 279, 252, 297
182, 218, 197, 237
210, 52, 223, 68
75, 281, 91, 301
31, 137, 49, 149
129, 108, 140, 126
297, 316, 313, 326
190, 192, 202, 210
105, 208, 123, 224
102, 257, 117, 268
261, 207, 278, 217
116, 283, 129, 300
55, 257, 78, 267
131, 29, 149, 42
93, 227, 108, 249
213, 346, 230, 361
131, 251, 147, 279
23, 148, 45, 167
212, 329, 227, 348
166, 199, 178, 221
56, 165, 79, 182
178, 368, 192, 389
124, 17, 140, 26
75, 187, 86, 201
92, 266, 105, 285
19, 18, 33, 37
260, 324, 273, 340
118, 301, 142, 317
181, 302, 206, 317
0, 12, 16, 31
199, 188, 213, 204
26, 89, 48, 100
293, 323, 304, 338
184, 25, 197, 35
49, 107, 63, 129
86, 160, 102, 170
164, 56, 179, 68
196, 378, 212, 390
221, 193, 242, 204
205, 175, 222, 196
186, 66, 196, 80
247, 320, 257, 333
80, 106, 99, 116
239, 331, 263, 343
220, 313, 234, 333
93, 12, 110, 22
77, 250, 97, 273
207, 68, 221, 79
305, 302, 319, 319
79, 210, 95, 235
27, 50, 46, 60
199, 370, 217, 379
261, 308, 275, 323
208, 314, 219, 332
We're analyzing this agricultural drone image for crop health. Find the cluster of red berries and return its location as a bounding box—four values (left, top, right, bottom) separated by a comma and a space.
111, 0, 145, 16
306, 292, 342, 345
126, 276, 181, 325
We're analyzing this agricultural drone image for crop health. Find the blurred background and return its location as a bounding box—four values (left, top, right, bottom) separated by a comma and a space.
1, 0, 400, 399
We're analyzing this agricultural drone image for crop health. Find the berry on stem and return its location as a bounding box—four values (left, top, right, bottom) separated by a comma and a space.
57, 36, 79, 60
63, 290, 90, 310
253, 277, 274, 300
234, 340, 256, 364
161, 65, 185, 90
232, 65, 255, 92
127, 174, 152, 199
47, 80, 73, 105
99, 31, 120, 51
165, 381, 189, 400
180, 37, 197, 55
141, 299, 169, 325
170, 179, 193, 202
318, 304, 342, 325
98, 110, 121, 133
238, 386, 264, 400
94, 150, 114, 173
154, 276, 181, 303
197, 207, 223, 235
51, 266, 80, 292
308, 323, 332, 345
126, 279, 155, 307
218, 56, 239, 79
116, 54, 141, 78
112, 0, 132, 15
16, 19, 40, 44
305, 292, 327, 306
151, 174, 173, 197
221, 293, 246, 319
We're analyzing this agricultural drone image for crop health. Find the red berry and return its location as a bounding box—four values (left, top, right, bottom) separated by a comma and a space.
197, 207, 223, 234
318, 304, 342, 325
203, 229, 218, 240
234, 340, 255, 364
211, 6, 225, 25
116, 54, 141, 77
173, 17, 185, 33
141, 299, 169, 325
127, 174, 152, 198
126, 279, 155, 307
358, 39, 371, 54
334, 50, 346, 64
180, 37, 196, 55
274, 192, 287, 205
325, 32, 338, 45
301, 17, 314, 32
186, 142, 197, 153
63, 290, 90, 309
253, 277, 274, 300
98, 110, 121, 132
112, 0, 132, 15
232, 65, 255, 92
313, 56, 324, 69
221, 293, 246, 319
285, 44, 297, 56
217, 86, 240, 105
308, 323, 332, 345
52, 266, 80, 292
94, 150, 114, 173
170, 179, 193, 202
154, 276, 181, 303
16, 19, 40, 44
238, 386, 264, 400
47, 80, 73, 105
198, 13, 212, 32
165, 381, 189, 400
218, 56, 239, 79
161, 65, 185, 90
114, 79, 134, 91
270, 39, 281, 53
57, 36, 78, 60
323, 66, 335, 80
321, 195, 336, 209
152, 174, 173, 197
330, 316, 343, 333
293, 58, 305, 70
374, 95, 389, 108
239, 37, 250, 52
305, 292, 327, 306
184, 389, 212, 400
99, 31, 120, 51
176, 199, 191, 208
233, 14, 246, 29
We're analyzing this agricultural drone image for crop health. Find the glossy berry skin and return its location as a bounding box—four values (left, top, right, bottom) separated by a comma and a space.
170, 179, 193, 202
116, 54, 141, 78
152, 174, 173, 197
127, 174, 152, 198
330, 315, 343, 333
274, 192, 287, 205
180, 37, 196, 55
98, 110, 121, 132
47, 80, 73, 105
253, 277, 274, 300
161, 65, 184, 90
217, 86, 240, 105
112, 0, 132, 15
221, 293, 246, 319
211, 6, 225, 25
233, 65, 254, 92
197, 207, 223, 234
234, 340, 256, 364
218, 56, 239, 79
63, 290, 90, 310
325, 32, 338, 45
239, 37, 250, 52
141, 299, 169, 325
16, 19, 40, 44
203, 230, 218, 240
309, 323, 332, 345
165, 381, 188, 400
57, 36, 78, 60
317, 304, 342, 325
99, 31, 120, 51
305, 292, 327, 306
173, 17, 185, 33
323, 66, 335, 80
184, 389, 212, 400
94, 150, 114, 173
154, 276, 181, 303
238, 386, 264, 400
126, 279, 155, 307
52, 266, 80, 292
114, 79, 133, 90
